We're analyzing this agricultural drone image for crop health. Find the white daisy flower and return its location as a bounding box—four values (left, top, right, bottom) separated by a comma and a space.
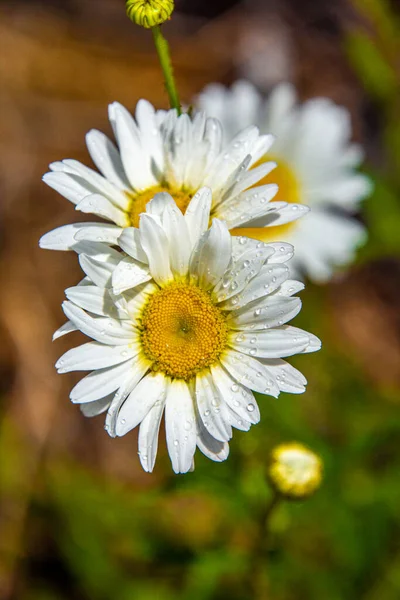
55, 190, 321, 474
39, 99, 309, 255
196, 81, 372, 282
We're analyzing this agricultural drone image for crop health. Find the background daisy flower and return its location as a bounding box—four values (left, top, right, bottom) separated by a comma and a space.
197, 80, 372, 282
38, 99, 309, 255
56, 190, 320, 474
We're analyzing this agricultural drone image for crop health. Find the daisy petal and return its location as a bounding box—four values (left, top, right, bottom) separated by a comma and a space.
195, 373, 232, 442
74, 224, 123, 246
80, 395, 114, 417
146, 192, 175, 216
76, 194, 129, 227
214, 245, 274, 303
56, 342, 139, 373
116, 371, 167, 436
109, 102, 157, 191
165, 380, 197, 474
70, 358, 136, 403
112, 256, 152, 295
190, 219, 231, 290
211, 365, 260, 425
139, 214, 173, 286
62, 301, 134, 346
118, 227, 148, 262
79, 254, 117, 288
184, 187, 212, 247
260, 359, 307, 394
221, 264, 289, 309
138, 392, 167, 472
229, 325, 311, 358
42, 171, 90, 205
53, 320, 77, 340
274, 279, 305, 297
228, 296, 302, 331
162, 203, 191, 277
105, 358, 151, 437
195, 414, 230, 463
39, 223, 105, 252
86, 129, 130, 191
268, 243, 294, 263
65, 285, 126, 318
221, 350, 280, 397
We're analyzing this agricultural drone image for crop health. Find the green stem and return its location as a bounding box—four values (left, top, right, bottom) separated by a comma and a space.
151, 25, 181, 114
263, 491, 281, 530
249, 492, 282, 599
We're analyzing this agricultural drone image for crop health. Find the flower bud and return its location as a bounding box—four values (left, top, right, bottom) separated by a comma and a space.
126, 0, 174, 29
268, 442, 323, 499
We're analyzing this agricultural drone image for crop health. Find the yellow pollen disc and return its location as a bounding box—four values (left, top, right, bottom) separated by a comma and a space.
128, 185, 194, 227
140, 282, 228, 381
231, 154, 301, 242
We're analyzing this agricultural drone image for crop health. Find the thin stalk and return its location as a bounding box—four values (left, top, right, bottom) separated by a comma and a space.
249, 492, 282, 599
151, 25, 181, 114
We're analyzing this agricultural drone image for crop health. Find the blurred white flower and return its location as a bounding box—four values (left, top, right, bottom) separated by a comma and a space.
55, 191, 320, 474
39, 99, 308, 256
197, 81, 372, 282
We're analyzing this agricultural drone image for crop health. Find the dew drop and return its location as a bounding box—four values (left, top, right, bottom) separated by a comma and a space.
231, 383, 239, 392
247, 403, 255, 412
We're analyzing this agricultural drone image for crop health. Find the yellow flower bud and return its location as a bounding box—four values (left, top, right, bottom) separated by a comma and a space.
126, 0, 174, 29
268, 442, 323, 500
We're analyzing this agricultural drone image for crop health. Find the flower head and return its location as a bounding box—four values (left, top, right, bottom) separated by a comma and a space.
126, 0, 174, 28
268, 442, 323, 499
55, 191, 320, 474
39, 100, 308, 256
197, 81, 372, 282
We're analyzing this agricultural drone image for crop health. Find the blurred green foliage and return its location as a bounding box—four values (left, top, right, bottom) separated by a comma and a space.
1, 0, 400, 598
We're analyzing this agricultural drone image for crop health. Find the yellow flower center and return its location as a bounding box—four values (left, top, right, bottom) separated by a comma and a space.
128, 185, 194, 227
140, 282, 228, 380
232, 155, 301, 242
